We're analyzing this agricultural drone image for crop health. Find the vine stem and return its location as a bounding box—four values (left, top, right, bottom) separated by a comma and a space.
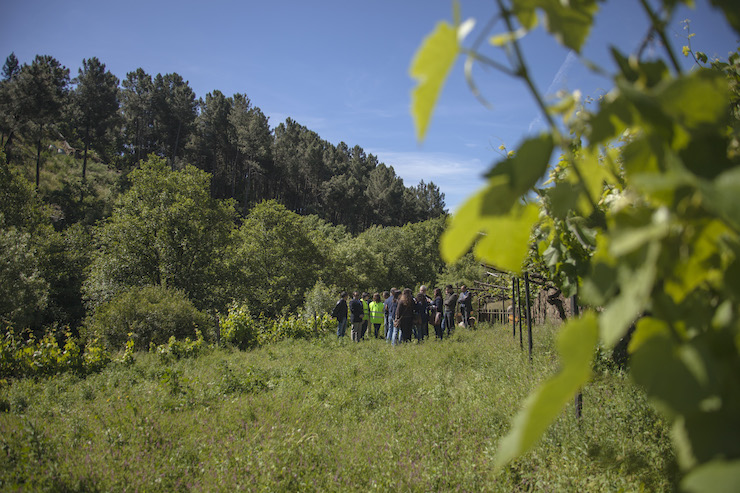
494, 0, 599, 214
637, 0, 682, 74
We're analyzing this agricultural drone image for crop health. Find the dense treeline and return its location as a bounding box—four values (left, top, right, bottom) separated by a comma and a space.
0, 52, 446, 233
0, 51, 460, 344
0, 51, 473, 347
1, 150, 473, 344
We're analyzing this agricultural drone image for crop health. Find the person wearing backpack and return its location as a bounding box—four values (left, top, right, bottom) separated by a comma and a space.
332, 292, 349, 338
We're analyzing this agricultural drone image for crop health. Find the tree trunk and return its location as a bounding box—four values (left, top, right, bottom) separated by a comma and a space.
83, 124, 89, 180
2, 130, 13, 163
244, 161, 251, 216
36, 123, 44, 189
171, 119, 181, 169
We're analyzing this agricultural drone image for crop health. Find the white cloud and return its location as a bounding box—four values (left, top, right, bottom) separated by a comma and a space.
370, 149, 489, 212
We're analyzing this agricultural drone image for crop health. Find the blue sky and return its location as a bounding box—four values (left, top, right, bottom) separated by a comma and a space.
2, 0, 737, 211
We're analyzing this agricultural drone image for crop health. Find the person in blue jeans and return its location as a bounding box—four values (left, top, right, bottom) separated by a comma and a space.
331, 291, 349, 338
388, 289, 401, 345
384, 289, 396, 342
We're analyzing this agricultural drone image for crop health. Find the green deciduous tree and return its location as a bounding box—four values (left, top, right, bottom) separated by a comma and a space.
0, 227, 49, 330
84, 155, 236, 311
230, 200, 326, 317
0, 150, 52, 330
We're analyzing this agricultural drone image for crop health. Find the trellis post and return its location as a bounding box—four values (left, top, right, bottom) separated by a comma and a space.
524, 272, 533, 362
511, 277, 517, 339
572, 294, 583, 420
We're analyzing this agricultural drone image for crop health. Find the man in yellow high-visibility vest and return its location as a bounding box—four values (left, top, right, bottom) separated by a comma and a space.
369, 292, 385, 339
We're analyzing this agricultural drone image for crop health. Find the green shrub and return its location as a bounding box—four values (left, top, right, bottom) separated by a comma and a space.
220, 302, 335, 350
302, 279, 337, 320
220, 303, 260, 350
84, 285, 212, 351
151, 330, 208, 362
0, 326, 110, 379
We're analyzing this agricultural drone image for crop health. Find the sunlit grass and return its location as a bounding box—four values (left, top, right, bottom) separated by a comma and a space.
0, 324, 677, 491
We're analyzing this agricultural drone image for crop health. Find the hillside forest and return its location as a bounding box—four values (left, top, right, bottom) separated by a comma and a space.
0, 52, 463, 342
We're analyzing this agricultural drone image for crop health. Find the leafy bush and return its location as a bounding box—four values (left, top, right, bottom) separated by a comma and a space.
0, 327, 110, 379
84, 285, 212, 351
151, 330, 208, 362
302, 279, 336, 321
220, 302, 334, 350
220, 303, 260, 350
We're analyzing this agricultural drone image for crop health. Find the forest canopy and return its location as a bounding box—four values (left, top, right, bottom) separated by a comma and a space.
0, 53, 447, 233
0, 53, 459, 336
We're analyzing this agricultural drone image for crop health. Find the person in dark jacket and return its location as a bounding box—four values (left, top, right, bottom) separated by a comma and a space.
395, 288, 416, 343
458, 284, 473, 329
349, 291, 364, 342
415, 291, 430, 341
384, 289, 395, 341
432, 288, 444, 339
332, 291, 349, 338
443, 285, 458, 337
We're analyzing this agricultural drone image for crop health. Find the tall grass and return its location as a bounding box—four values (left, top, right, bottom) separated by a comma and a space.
0, 323, 677, 491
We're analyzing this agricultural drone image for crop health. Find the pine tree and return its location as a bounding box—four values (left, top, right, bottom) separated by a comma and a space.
70, 57, 120, 179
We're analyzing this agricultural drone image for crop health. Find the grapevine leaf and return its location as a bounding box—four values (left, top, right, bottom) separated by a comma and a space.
410, 21, 459, 142
622, 134, 664, 177
587, 92, 633, 144
680, 132, 733, 179
664, 220, 729, 303
629, 320, 713, 416
495, 312, 598, 468
485, 133, 554, 194
511, 0, 599, 53
440, 187, 488, 263
510, 0, 538, 30
578, 147, 613, 212
441, 134, 552, 265
627, 316, 671, 354
700, 167, 740, 232
682, 460, 740, 493
612, 48, 670, 88
600, 240, 661, 347
657, 69, 729, 130
543, 180, 581, 220
630, 333, 698, 415
474, 203, 540, 273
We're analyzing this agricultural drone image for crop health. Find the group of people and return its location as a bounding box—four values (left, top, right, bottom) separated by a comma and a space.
330, 284, 474, 344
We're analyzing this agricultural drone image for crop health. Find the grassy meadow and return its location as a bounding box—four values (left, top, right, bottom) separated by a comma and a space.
0, 323, 678, 491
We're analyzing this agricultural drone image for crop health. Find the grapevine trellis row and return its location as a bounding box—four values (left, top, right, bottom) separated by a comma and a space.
474, 265, 584, 418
